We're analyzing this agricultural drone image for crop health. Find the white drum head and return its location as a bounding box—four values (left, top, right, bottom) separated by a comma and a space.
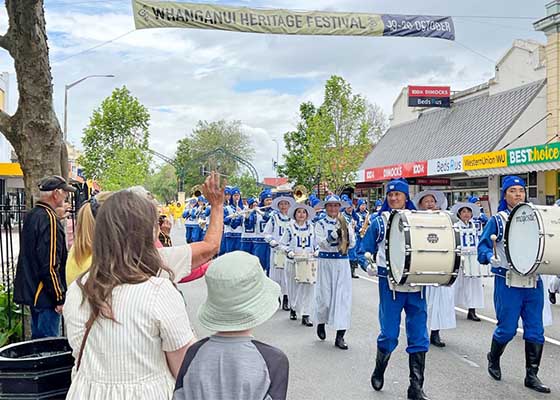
508, 204, 540, 275
388, 213, 406, 283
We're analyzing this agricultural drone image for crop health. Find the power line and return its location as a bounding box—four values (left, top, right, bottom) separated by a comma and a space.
453, 40, 497, 65
53, 29, 135, 64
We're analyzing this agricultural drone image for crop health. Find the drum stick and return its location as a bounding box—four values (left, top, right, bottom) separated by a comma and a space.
490, 234, 497, 259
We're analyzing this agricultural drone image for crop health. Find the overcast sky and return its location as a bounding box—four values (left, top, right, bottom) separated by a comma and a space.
0, 0, 550, 179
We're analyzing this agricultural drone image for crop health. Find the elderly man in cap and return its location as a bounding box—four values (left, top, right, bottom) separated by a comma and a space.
14, 175, 76, 338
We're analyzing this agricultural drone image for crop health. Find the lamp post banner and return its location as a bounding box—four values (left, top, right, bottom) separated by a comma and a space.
132, 0, 455, 40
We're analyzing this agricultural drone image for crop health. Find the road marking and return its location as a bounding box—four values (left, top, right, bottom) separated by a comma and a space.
357, 275, 560, 347
448, 350, 480, 368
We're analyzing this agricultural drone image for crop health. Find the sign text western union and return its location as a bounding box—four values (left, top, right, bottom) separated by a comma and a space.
132, 1, 455, 40
463, 150, 508, 170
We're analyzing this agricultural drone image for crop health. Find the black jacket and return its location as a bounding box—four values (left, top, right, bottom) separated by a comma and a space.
14, 202, 68, 308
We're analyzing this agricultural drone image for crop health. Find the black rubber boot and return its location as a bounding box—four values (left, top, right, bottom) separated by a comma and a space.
282, 295, 290, 311
370, 350, 391, 391
301, 315, 313, 327
467, 308, 481, 322
317, 323, 326, 340
549, 290, 556, 305
335, 330, 348, 350
487, 338, 507, 381
430, 330, 445, 347
350, 261, 359, 278
407, 352, 430, 400
524, 341, 551, 393
289, 309, 297, 320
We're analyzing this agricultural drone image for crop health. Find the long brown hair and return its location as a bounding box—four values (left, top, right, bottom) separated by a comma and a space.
78, 190, 174, 323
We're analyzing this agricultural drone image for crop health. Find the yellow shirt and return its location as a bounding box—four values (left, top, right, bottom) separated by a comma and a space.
65, 246, 93, 286
174, 204, 183, 220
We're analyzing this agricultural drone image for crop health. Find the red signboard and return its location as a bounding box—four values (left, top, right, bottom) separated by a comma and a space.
364, 160, 428, 182
408, 86, 450, 98
414, 178, 451, 186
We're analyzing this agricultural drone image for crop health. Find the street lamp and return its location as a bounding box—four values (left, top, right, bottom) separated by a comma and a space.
272, 138, 279, 177
64, 74, 115, 141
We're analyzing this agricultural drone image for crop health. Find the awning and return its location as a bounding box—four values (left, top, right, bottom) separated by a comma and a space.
466, 161, 560, 177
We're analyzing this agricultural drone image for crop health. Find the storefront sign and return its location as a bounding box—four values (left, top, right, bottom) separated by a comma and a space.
414, 178, 451, 185
133, 1, 455, 40
507, 142, 560, 166
408, 85, 451, 108
427, 155, 463, 176
463, 150, 507, 170
364, 160, 427, 181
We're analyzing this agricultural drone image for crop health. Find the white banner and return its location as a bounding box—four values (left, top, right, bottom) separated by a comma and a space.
427, 156, 463, 176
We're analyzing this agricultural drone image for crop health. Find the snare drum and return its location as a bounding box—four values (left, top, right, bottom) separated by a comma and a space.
386, 210, 460, 286
505, 203, 560, 276
273, 249, 286, 269
294, 257, 317, 284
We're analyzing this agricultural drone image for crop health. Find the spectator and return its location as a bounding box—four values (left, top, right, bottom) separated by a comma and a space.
13, 175, 76, 339
64, 174, 224, 400
159, 214, 173, 247
65, 192, 112, 285
173, 251, 289, 400
64, 190, 197, 399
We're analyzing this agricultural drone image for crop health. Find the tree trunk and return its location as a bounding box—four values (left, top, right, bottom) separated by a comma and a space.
0, 0, 65, 206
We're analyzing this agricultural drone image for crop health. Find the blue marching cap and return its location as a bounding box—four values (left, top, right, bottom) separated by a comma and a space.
385, 178, 410, 197
197, 195, 206, 203
468, 196, 480, 204
357, 199, 367, 208
247, 197, 257, 206
501, 176, 526, 194
224, 186, 232, 195
341, 194, 351, 203
310, 196, 321, 208
259, 189, 273, 201
230, 187, 241, 195
375, 199, 383, 207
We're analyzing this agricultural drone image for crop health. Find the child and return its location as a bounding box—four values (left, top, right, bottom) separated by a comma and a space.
173, 251, 289, 400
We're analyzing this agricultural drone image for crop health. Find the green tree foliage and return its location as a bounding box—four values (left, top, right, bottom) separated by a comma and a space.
79, 86, 151, 188
282, 76, 386, 195
174, 120, 254, 188
277, 102, 318, 190
144, 163, 178, 203
228, 171, 261, 199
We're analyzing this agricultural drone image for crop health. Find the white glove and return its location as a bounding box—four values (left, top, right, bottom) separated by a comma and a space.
287, 251, 295, 259
490, 255, 501, 266
269, 240, 278, 248
313, 250, 320, 258
367, 262, 378, 277
330, 231, 338, 240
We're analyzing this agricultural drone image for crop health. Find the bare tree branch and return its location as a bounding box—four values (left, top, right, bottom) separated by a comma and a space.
0, 109, 13, 142
0, 32, 12, 53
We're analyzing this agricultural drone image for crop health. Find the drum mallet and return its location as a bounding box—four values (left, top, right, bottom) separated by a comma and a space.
364, 252, 377, 276
490, 234, 498, 260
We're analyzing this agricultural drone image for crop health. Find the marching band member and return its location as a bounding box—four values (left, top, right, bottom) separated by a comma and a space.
413, 190, 455, 348
341, 195, 360, 279
248, 189, 274, 275
219, 187, 232, 255
468, 196, 488, 236
478, 176, 550, 394
224, 187, 244, 253
240, 197, 258, 253
190, 196, 207, 243
374, 199, 383, 212
183, 198, 198, 244
173, 201, 184, 224
355, 200, 369, 272
264, 194, 295, 311
314, 195, 355, 350
549, 276, 560, 304
279, 202, 317, 326
362, 179, 430, 400
451, 202, 484, 322
310, 194, 326, 223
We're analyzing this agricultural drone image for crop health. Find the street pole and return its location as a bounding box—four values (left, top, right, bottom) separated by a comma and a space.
63, 74, 115, 141
272, 138, 279, 177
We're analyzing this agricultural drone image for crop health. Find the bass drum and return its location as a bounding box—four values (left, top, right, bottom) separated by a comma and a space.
505, 202, 560, 276
386, 210, 460, 286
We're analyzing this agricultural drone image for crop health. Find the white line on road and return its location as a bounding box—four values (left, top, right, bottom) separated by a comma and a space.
357, 275, 560, 347
448, 350, 480, 368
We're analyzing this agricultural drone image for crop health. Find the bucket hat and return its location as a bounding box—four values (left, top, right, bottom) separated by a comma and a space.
451, 202, 480, 220
413, 190, 448, 211
198, 251, 281, 332
271, 196, 295, 211
288, 203, 316, 221
317, 194, 350, 209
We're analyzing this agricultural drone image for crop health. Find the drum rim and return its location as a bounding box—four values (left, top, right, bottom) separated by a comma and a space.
504, 202, 544, 276
385, 209, 412, 285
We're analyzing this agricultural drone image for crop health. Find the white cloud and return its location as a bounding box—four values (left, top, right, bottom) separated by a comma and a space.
0, 0, 549, 180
